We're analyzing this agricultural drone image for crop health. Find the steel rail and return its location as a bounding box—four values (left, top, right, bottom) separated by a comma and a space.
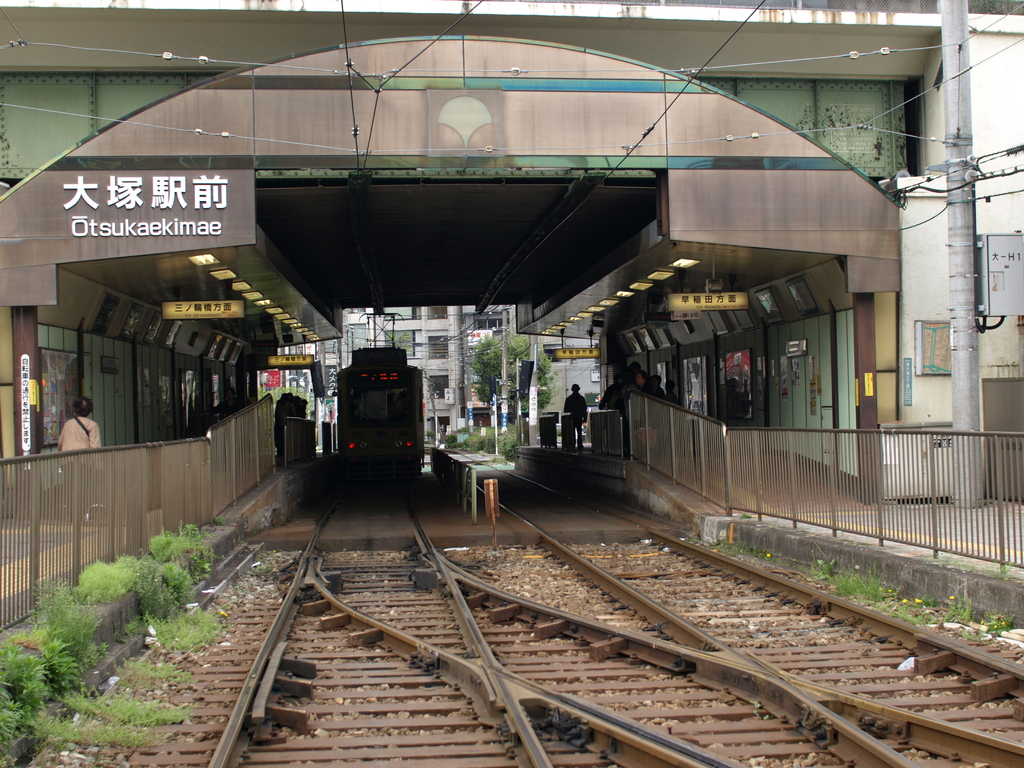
494, 467, 1024, 765
508, 467, 1024, 695
206, 494, 342, 768
405, 482, 920, 768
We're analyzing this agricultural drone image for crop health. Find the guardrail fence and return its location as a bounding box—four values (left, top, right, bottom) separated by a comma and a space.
588, 410, 624, 457
283, 418, 318, 466
618, 391, 1024, 567
1, 395, 276, 629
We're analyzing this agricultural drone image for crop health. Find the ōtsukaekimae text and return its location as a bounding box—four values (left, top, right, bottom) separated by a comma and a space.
63, 174, 230, 238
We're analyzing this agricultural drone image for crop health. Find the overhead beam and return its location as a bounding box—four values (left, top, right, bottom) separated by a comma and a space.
347, 170, 385, 314
475, 171, 606, 313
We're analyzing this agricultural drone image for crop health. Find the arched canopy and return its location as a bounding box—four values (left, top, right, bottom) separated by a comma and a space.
0, 37, 898, 336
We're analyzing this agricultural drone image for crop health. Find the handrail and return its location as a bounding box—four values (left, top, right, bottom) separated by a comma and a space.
1, 396, 276, 628
619, 391, 1024, 567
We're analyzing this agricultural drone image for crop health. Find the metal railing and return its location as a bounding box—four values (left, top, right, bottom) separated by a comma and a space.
623, 391, 1024, 567
431, 448, 480, 522
208, 396, 275, 512
1, 398, 276, 628
589, 410, 624, 457
538, 414, 558, 448
282, 418, 318, 466
491, 0, 944, 12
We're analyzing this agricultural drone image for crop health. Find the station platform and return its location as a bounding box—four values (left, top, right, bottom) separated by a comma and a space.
241, 445, 1024, 625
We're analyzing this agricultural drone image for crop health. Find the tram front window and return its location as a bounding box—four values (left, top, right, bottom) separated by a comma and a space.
350, 386, 413, 425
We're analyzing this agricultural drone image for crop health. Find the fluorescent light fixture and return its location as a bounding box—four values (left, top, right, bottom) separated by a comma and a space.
648, 270, 674, 280
266, 307, 284, 315
209, 268, 237, 280
578, 311, 593, 317
284, 319, 301, 326
630, 280, 654, 290
586, 305, 606, 313
615, 290, 635, 298
188, 254, 218, 266
670, 258, 701, 269
241, 290, 263, 300
599, 298, 619, 306
569, 316, 582, 322
231, 280, 251, 291
254, 298, 273, 306
276, 314, 292, 321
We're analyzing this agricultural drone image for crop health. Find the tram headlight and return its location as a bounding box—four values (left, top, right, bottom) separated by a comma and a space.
359, 441, 367, 449
394, 439, 404, 447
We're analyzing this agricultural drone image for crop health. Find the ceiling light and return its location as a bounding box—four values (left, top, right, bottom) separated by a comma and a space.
630, 280, 654, 290
254, 298, 273, 306
578, 311, 593, 317
615, 290, 635, 298
188, 254, 218, 266
266, 307, 284, 315
209, 268, 237, 280
648, 270, 674, 280
586, 305, 606, 313
569, 316, 582, 322
231, 280, 251, 291
241, 290, 263, 300
284, 319, 300, 325
599, 298, 619, 306
277, 314, 292, 321
670, 258, 701, 269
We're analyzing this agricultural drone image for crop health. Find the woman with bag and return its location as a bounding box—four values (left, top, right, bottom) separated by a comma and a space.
57, 396, 102, 450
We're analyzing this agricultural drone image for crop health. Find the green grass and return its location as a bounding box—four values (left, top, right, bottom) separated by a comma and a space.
149, 610, 222, 652
831, 569, 887, 603
61, 692, 191, 727
116, 658, 192, 690
944, 598, 974, 625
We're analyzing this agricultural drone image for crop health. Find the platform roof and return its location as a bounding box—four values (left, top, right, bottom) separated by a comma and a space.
0, 37, 898, 341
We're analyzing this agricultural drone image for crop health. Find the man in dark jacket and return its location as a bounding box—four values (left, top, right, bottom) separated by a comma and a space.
562, 384, 588, 451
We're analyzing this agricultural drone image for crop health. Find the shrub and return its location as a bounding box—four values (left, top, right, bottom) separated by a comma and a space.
127, 558, 181, 621
149, 524, 213, 582
497, 432, 517, 462
74, 560, 135, 604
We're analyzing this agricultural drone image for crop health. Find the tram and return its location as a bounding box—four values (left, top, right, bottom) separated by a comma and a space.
337, 346, 424, 479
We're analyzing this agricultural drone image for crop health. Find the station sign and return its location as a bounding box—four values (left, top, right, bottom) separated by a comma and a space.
644, 311, 673, 329
162, 300, 245, 320
668, 292, 748, 311
267, 354, 315, 367
553, 348, 600, 360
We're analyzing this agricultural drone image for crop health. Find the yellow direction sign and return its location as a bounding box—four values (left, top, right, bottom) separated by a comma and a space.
668, 292, 748, 311
162, 300, 245, 319
268, 354, 315, 367
553, 348, 600, 360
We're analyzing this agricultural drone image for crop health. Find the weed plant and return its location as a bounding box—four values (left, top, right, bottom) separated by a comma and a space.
149, 524, 213, 582
73, 560, 136, 604
944, 598, 974, 624
149, 610, 221, 652
116, 658, 191, 690
831, 570, 887, 603
32, 582, 103, 671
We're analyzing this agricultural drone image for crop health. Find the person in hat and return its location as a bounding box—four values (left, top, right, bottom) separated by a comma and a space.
562, 384, 588, 451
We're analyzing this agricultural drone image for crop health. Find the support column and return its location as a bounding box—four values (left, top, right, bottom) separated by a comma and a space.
852, 293, 878, 430
12, 306, 40, 455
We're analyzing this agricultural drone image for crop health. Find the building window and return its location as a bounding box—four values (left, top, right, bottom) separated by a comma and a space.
428, 335, 447, 359
429, 375, 449, 400
428, 306, 448, 319
391, 329, 419, 358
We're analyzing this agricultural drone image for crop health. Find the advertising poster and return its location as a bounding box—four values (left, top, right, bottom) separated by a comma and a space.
682, 356, 707, 415
780, 356, 789, 401
41, 350, 79, 445
724, 350, 753, 419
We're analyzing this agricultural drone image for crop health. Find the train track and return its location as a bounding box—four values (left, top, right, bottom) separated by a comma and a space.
125, 477, 1017, 768
457, 469, 1024, 766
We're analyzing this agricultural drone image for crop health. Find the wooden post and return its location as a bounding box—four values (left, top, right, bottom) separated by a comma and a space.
484, 478, 499, 550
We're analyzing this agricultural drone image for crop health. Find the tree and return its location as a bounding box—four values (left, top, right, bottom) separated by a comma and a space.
470, 333, 553, 411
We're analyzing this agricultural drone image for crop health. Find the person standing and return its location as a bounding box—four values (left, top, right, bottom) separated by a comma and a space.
562, 383, 588, 451
57, 396, 101, 451
664, 379, 680, 405
212, 387, 244, 420
274, 393, 292, 457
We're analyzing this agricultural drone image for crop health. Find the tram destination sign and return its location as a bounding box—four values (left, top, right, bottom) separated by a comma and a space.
267, 355, 315, 367
162, 301, 245, 320
553, 348, 600, 360
668, 292, 749, 311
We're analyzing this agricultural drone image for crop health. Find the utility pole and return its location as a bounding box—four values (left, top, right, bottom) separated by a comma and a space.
942, 0, 978, 434
448, 306, 465, 433
500, 307, 509, 433
941, 0, 983, 508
